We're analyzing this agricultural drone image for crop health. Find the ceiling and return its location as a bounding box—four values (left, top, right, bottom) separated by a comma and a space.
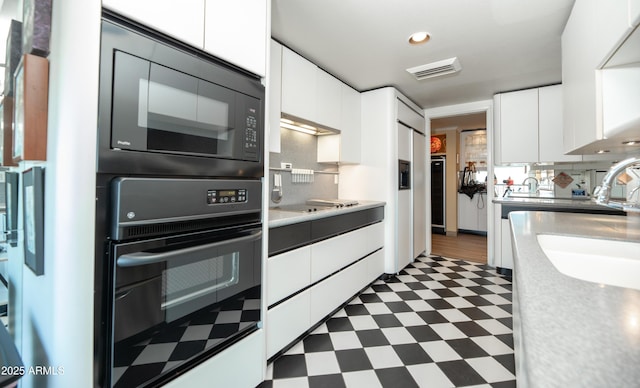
272, 0, 576, 110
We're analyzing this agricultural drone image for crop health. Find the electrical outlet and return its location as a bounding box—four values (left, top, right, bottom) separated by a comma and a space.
281, 162, 292, 169
334, 175, 339, 184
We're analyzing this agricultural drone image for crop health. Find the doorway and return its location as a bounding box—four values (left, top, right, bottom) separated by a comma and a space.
425, 104, 493, 265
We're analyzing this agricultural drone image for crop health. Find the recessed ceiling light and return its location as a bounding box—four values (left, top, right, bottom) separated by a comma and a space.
622, 140, 640, 145
409, 31, 430, 45
596, 150, 610, 154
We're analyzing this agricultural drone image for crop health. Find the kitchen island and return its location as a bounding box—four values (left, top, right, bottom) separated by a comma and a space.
509, 211, 640, 387
492, 196, 625, 272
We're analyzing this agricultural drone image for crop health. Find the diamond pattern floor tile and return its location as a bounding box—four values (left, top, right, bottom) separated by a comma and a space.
261, 255, 516, 387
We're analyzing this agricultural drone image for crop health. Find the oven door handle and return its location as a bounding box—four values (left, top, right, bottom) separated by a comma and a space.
116, 230, 262, 267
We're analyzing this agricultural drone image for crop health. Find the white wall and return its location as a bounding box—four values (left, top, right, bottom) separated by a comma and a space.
7, 0, 101, 387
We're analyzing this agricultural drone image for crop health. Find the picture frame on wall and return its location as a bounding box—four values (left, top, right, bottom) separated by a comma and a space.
4, 19, 22, 97
12, 54, 49, 163
22, 0, 52, 57
430, 134, 447, 154
23, 166, 44, 276
1, 97, 17, 166
4, 172, 19, 248
12, 61, 25, 162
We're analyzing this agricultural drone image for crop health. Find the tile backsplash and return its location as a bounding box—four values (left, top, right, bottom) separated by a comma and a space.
269, 128, 338, 206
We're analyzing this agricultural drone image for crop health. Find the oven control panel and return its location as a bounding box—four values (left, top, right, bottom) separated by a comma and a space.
207, 189, 248, 204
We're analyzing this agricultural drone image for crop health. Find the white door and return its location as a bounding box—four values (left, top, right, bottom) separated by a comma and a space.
397, 123, 413, 271
413, 131, 426, 258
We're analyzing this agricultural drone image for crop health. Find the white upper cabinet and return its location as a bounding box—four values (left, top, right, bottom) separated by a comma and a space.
631, 0, 640, 27
561, 0, 635, 152
279, 46, 362, 163
268, 40, 282, 153
339, 84, 362, 164
316, 84, 362, 164
494, 88, 539, 164
495, 85, 578, 164
316, 70, 342, 130
397, 100, 425, 133
102, 0, 205, 48
102, 0, 268, 76
281, 48, 344, 130
281, 47, 318, 122
538, 85, 581, 162
203, 0, 268, 77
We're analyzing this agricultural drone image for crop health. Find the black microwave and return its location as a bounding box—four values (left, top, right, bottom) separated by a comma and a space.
98, 17, 265, 178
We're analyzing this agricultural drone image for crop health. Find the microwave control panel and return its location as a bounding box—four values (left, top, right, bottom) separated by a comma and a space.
207, 189, 248, 204
244, 107, 259, 154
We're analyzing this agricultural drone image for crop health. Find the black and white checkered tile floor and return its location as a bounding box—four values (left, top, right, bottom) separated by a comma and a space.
261, 255, 515, 388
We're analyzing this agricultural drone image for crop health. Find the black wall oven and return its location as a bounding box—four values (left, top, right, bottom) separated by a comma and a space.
98, 16, 264, 178
107, 178, 262, 388
94, 13, 265, 388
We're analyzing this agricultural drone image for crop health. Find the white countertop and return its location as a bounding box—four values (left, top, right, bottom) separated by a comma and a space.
268, 201, 386, 228
495, 196, 594, 206
509, 211, 640, 386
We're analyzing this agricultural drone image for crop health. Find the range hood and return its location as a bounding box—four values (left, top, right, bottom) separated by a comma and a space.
280, 113, 340, 136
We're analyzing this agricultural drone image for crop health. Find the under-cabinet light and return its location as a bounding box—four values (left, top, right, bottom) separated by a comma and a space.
622, 140, 640, 146
280, 121, 318, 135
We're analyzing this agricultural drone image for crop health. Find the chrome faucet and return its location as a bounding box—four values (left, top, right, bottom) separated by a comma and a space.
593, 156, 640, 212
522, 177, 539, 194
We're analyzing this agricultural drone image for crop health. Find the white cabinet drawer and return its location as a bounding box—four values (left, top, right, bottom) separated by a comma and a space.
366, 248, 385, 281
267, 246, 311, 305
310, 258, 367, 323
311, 222, 383, 283
266, 290, 311, 358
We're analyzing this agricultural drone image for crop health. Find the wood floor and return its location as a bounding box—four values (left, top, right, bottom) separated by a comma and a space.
431, 232, 487, 264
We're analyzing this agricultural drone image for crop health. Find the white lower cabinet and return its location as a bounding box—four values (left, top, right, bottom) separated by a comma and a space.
493, 204, 513, 270
310, 257, 369, 323
266, 219, 384, 358
367, 248, 385, 281
266, 291, 311, 359
163, 330, 264, 388
500, 219, 514, 270
311, 222, 383, 282
267, 246, 311, 305
458, 193, 487, 233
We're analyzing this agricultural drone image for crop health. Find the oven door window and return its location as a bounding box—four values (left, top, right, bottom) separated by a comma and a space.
162, 251, 240, 322
111, 51, 238, 158
111, 229, 261, 388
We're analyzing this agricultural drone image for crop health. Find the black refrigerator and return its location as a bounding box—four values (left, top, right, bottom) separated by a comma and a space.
431, 156, 446, 234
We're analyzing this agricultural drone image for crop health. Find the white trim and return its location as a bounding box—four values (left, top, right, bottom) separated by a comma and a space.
424, 100, 497, 268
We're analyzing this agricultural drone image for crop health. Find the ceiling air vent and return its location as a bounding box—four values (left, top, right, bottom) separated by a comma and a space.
407, 57, 461, 80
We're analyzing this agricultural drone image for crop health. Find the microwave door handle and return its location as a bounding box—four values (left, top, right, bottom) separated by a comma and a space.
117, 230, 262, 268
